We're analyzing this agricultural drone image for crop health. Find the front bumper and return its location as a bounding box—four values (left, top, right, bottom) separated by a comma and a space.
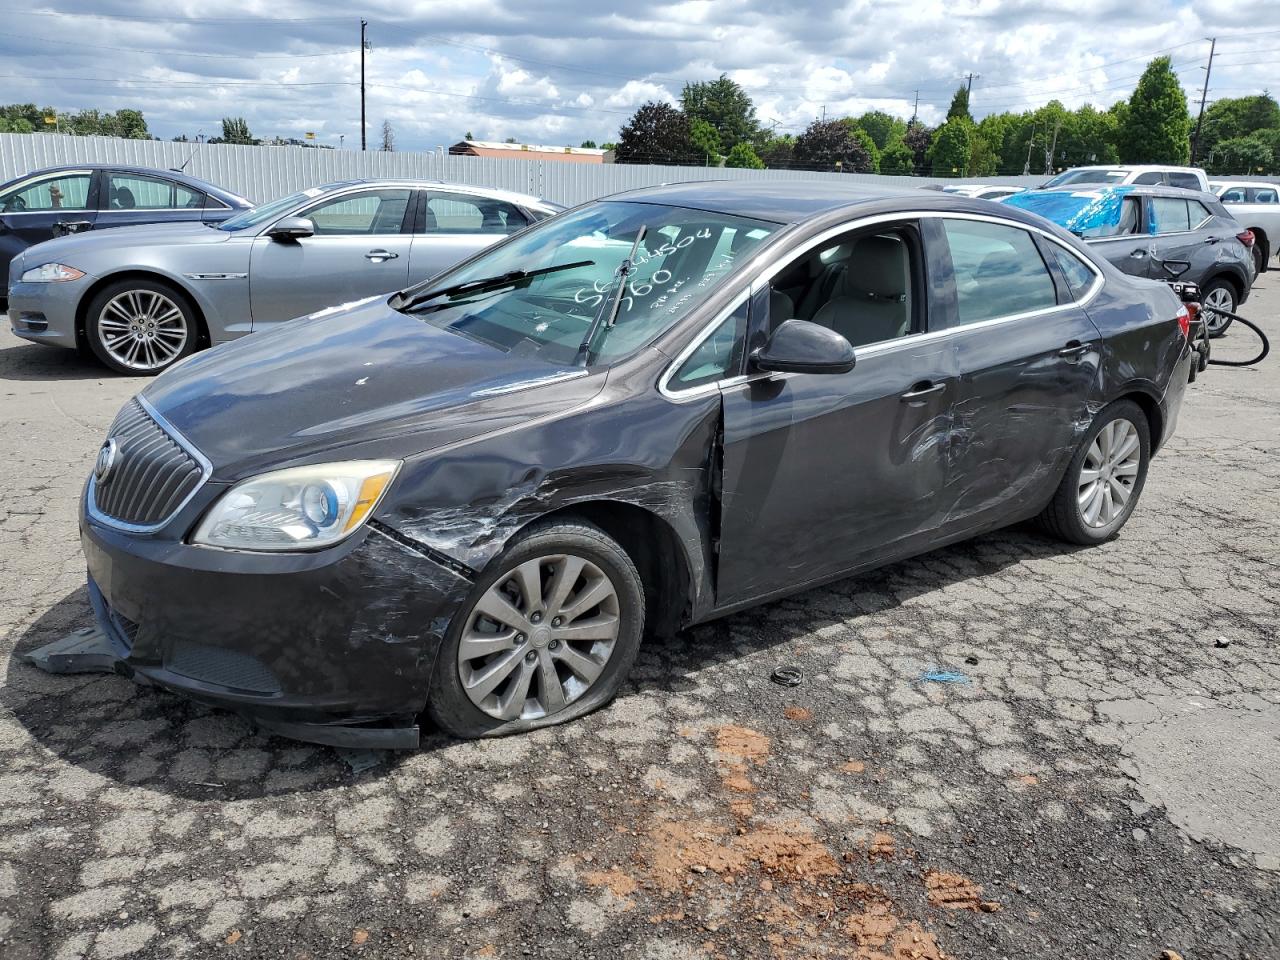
79, 497, 473, 747
7, 276, 93, 346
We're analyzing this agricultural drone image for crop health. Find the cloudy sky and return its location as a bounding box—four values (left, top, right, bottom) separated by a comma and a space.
0, 1, 1274, 153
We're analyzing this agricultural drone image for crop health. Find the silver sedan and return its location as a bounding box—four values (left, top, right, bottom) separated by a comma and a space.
6, 180, 561, 374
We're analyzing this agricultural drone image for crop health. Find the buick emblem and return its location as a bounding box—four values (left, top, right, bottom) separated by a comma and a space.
95, 439, 119, 485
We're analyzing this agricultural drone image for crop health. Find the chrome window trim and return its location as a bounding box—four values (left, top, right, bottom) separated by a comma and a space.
660, 209, 1104, 402
85, 395, 213, 535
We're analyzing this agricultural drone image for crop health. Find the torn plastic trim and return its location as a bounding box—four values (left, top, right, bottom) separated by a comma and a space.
367, 518, 477, 580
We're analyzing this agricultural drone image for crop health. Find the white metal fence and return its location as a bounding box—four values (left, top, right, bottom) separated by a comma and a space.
0, 133, 1049, 206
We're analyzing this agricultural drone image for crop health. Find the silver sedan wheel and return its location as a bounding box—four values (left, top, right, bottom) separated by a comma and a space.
457, 553, 621, 722
1077, 418, 1141, 529
96, 290, 189, 372
1201, 285, 1234, 335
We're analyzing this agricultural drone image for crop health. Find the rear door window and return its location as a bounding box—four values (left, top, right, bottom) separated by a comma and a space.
425, 192, 529, 235
1187, 199, 1213, 229
1049, 244, 1098, 301
1168, 172, 1202, 190
1221, 188, 1247, 203
1256, 188, 1278, 204
1150, 197, 1192, 234
107, 173, 203, 210
941, 219, 1059, 326
1133, 172, 1165, 185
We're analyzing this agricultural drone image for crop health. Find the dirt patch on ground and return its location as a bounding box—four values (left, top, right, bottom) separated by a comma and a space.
716, 724, 771, 763
841, 760, 867, 774
783, 706, 814, 723
923, 871, 1000, 912
584, 867, 639, 898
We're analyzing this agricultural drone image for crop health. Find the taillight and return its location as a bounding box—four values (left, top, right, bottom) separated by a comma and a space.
1175, 305, 1191, 339
1238, 229, 1255, 248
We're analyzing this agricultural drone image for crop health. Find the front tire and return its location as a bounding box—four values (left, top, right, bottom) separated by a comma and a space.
1037, 400, 1150, 546
427, 519, 645, 739
85, 278, 198, 376
1200, 278, 1237, 338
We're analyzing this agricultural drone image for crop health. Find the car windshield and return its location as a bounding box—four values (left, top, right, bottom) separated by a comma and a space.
1043, 169, 1128, 188
395, 200, 778, 365
1003, 189, 1132, 238
216, 189, 316, 231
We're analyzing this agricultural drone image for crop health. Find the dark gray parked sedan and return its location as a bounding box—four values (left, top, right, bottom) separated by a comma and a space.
1004, 184, 1255, 335
74, 181, 1194, 746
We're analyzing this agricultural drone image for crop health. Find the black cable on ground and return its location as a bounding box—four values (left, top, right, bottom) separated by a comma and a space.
1206, 309, 1270, 367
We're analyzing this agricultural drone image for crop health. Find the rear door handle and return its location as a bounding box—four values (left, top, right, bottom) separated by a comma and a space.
365, 249, 399, 261
1057, 341, 1092, 359
900, 380, 946, 402
1129, 248, 1148, 258
1203, 236, 1220, 244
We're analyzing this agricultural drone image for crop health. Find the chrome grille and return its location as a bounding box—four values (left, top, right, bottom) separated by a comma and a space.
90, 398, 207, 528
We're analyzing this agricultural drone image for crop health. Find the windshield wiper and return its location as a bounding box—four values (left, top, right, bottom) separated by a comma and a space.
391, 260, 594, 313
574, 225, 647, 366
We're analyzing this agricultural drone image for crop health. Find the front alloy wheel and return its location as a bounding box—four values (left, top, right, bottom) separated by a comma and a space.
428, 519, 645, 738
85, 279, 198, 375
459, 554, 621, 721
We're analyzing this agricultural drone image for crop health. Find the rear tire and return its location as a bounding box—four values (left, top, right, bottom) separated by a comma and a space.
427, 519, 645, 739
85, 278, 199, 376
1199, 278, 1236, 338
1253, 243, 1266, 276
1037, 399, 1150, 546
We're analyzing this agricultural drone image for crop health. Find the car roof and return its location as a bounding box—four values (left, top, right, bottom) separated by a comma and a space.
606, 178, 1058, 228
1, 163, 252, 206
1032, 183, 1217, 200
301, 178, 557, 208
1210, 180, 1279, 190
1066, 164, 1203, 173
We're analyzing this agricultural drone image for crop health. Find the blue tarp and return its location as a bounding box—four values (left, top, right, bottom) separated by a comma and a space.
1003, 186, 1139, 238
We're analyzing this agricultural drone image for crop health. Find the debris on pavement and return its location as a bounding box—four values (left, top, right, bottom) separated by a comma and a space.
20, 625, 119, 675
1214, 636, 1232, 649
770, 665, 803, 687
336, 747, 388, 774
916, 669, 970, 685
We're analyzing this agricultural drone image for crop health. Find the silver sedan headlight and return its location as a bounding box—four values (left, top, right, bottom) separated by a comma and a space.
20, 262, 85, 282
192, 461, 400, 551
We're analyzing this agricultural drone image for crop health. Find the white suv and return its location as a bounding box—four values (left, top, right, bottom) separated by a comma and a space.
1042, 165, 1210, 192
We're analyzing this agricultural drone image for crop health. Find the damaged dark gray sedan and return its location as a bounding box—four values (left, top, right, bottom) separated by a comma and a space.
77, 181, 1195, 746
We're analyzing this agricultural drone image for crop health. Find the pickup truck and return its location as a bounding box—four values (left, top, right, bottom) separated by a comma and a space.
1210, 180, 1280, 274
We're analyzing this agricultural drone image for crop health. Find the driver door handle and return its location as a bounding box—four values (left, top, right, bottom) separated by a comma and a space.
900, 380, 946, 402
1203, 236, 1220, 244
1058, 340, 1092, 359
1129, 248, 1148, 258
365, 249, 399, 261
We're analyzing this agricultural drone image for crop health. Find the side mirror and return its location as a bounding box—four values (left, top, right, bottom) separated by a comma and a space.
267, 216, 315, 242
751, 319, 856, 375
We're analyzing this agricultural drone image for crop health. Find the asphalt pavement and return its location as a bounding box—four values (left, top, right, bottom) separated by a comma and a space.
0, 278, 1277, 960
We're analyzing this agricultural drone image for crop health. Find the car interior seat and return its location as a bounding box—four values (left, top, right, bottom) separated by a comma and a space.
111, 187, 136, 210
810, 235, 911, 347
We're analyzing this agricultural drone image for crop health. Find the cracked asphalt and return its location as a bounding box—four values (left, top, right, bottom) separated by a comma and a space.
1, 278, 1278, 960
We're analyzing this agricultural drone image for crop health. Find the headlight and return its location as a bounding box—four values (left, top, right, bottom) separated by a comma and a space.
21, 262, 85, 283
191, 460, 400, 551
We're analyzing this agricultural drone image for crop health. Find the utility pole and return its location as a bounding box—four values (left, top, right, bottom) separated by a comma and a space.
1023, 122, 1037, 176
1044, 120, 1061, 176
911, 89, 919, 126
820, 104, 827, 123
964, 72, 979, 93
1191, 37, 1216, 164
360, 19, 369, 151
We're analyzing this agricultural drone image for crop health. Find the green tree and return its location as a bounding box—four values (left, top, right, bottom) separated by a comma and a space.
879, 140, 915, 176
1199, 94, 1280, 157
579, 139, 598, 149
853, 110, 906, 151
1117, 56, 1191, 164
108, 109, 149, 139
680, 74, 759, 152
1208, 133, 1277, 175
793, 118, 874, 172
615, 101, 694, 164
947, 86, 972, 123
929, 119, 972, 176
219, 116, 255, 145
758, 134, 794, 168
968, 130, 999, 177
902, 124, 934, 172
842, 121, 880, 172
690, 118, 722, 164
725, 142, 765, 169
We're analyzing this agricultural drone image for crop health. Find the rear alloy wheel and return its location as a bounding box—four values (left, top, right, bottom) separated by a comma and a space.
1036, 399, 1150, 545
1199, 279, 1236, 338
428, 520, 644, 738
86, 279, 198, 375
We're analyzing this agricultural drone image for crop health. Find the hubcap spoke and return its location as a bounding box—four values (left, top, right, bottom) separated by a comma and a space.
473, 591, 532, 633
537, 651, 567, 712
463, 648, 525, 701
551, 643, 605, 685
544, 556, 585, 616
553, 613, 619, 643
511, 559, 544, 613
559, 577, 613, 623
496, 658, 537, 720
459, 629, 518, 660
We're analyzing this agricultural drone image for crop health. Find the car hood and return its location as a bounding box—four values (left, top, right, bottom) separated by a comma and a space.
30, 220, 233, 262
141, 297, 604, 479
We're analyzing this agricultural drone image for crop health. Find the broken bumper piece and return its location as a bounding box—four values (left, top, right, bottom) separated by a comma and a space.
59, 507, 475, 749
